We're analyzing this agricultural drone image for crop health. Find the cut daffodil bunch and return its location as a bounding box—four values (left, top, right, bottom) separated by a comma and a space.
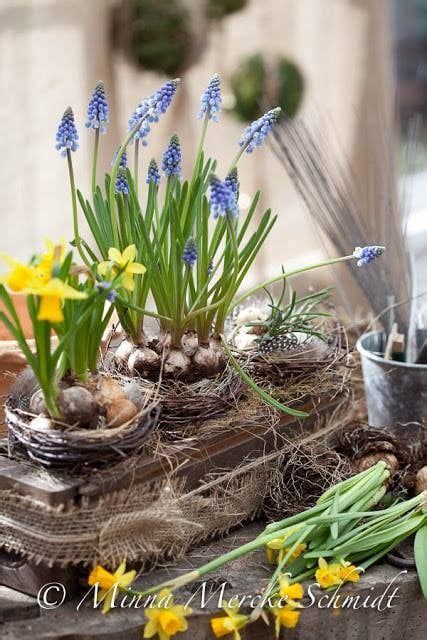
210, 604, 251, 640
143, 589, 192, 640
98, 245, 146, 292
88, 561, 136, 614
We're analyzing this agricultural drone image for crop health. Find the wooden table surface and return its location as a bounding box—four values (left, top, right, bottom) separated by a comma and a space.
1, 522, 426, 640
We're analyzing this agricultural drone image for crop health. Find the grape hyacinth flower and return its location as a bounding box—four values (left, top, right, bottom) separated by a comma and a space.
85, 81, 109, 133
128, 79, 180, 144
162, 135, 182, 177
182, 238, 197, 268
96, 281, 117, 302
55, 107, 79, 157
198, 74, 222, 122
353, 245, 385, 267
115, 167, 129, 195
112, 147, 127, 169
225, 167, 239, 203
146, 159, 160, 186
239, 107, 281, 154
210, 175, 238, 219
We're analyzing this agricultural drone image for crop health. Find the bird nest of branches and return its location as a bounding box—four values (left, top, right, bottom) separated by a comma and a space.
5, 374, 160, 469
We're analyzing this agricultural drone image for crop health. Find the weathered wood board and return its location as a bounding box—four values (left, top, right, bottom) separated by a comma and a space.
0, 523, 425, 640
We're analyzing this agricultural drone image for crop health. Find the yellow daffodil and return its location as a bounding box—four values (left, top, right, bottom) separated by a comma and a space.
315, 558, 343, 589
266, 536, 306, 565
144, 588, 192, 640
98, 245, 146, 292
88, 561, 136, 614
37, 239, 66, 282
30, 278, 87, 323
279, 574, 304, 604
272, 603, 302, 637
338, 562, 361, 584
210, 604, 250, 640
0, 255, 40, 292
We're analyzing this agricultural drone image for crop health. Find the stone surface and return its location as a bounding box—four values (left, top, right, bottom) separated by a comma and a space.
0, 523, 426, 639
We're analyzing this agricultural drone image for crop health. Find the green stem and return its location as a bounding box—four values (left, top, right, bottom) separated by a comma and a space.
231, 255, 354, 311
91, 128, 100, 195
134, 139, 139, 197
67, 150, 91, 268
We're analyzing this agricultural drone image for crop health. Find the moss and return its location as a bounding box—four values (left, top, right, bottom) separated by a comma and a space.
231, 53, 266, 122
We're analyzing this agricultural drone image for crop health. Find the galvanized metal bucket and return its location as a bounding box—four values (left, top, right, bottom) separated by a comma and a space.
357, 330, 427, 437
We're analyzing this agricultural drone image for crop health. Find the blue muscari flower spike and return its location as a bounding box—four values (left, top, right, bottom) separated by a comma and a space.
55, 107, 79, 157
96, 281, 117, 302
182, 238, 198, 268
85, 80, 109, 133
115, 166, 129, 195
225, 167, 239, 203
162, 134, 182, 177
198, 74, 222, 122
146, 159, 160, 186
239, 107, 281, 154
209, 174, 238, 219
353, 245, 385, 267
128, 78, 180, 144
112, 147, 127, 169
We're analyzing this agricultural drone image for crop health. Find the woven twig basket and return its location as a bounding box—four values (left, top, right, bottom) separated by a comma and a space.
5, 398, 160, 469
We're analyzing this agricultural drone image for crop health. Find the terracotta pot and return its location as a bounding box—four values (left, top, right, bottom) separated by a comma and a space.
0, 295, 33, 433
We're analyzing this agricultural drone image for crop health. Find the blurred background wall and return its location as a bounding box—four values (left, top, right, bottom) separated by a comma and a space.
0, 0, 425, 308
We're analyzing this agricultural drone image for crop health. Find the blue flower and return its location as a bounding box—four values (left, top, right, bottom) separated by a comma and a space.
353, 245, 385, 267
146, 159, 160, 186
112, 147, 127, 169
239, 107, 281, 154
209, 174, 238, 219
128, 79, 180, 144
96, 281, 117, 302
182, 238, 197, 268
115, 166, 129, 195
198, 74, 222, 122
55, 107, 79, 157
162, 134, 182, 177
225, 167, 239, 203
85, 81, 109, 133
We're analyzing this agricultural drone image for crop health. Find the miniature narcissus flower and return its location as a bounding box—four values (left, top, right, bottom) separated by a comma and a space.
0, 256, 40, 292
353, 245, 385, 267
210, 175, 238, 219
98, 245, 146, 292
85, 80, 109, 133
143, 588, 191, 640
162, 135, 182, 177
239, 107, 281, 154
266, 537, 306, 565
146, 158, 161, 186
88, 561, 136, 615
315, 558, 343, 589
30, 278, 87, 323
198, 74, 222, 122
182, 238, 197, 268
271, 603, 302, 637
337, 561, 361, 584
55, 106, 79, 156
278, 575, 304, 604
210, 604, 250, 640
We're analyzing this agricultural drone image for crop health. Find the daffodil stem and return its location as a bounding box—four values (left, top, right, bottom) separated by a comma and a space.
91, 128, 100, 195
231, 255, 354, 311
67, 150, 91, 268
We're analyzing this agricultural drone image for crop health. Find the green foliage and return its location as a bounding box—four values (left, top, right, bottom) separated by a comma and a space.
231, 54, 266, 122
277, 57, 304, 118
207, 0, 248, 20
130, 0, 192, 75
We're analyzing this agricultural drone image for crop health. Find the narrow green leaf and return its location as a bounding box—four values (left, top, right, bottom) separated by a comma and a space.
415, 523, 427, 599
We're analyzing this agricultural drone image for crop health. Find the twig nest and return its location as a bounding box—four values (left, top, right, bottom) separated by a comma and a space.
128, 347, 161, 376
415, 467, 427, 495
57, 386, 97, 427
106, 398, 138, 427
29, 416, 54, 431
357, 452, 399, 474
29, 389, 47, 415
114, 339, 135, 368
164, 348, 191, 377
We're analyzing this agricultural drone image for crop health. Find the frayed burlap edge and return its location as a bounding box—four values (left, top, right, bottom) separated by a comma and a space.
0, 396, 354, 569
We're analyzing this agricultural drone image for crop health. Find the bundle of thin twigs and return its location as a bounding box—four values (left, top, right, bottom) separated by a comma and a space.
271, 117, 412, 335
